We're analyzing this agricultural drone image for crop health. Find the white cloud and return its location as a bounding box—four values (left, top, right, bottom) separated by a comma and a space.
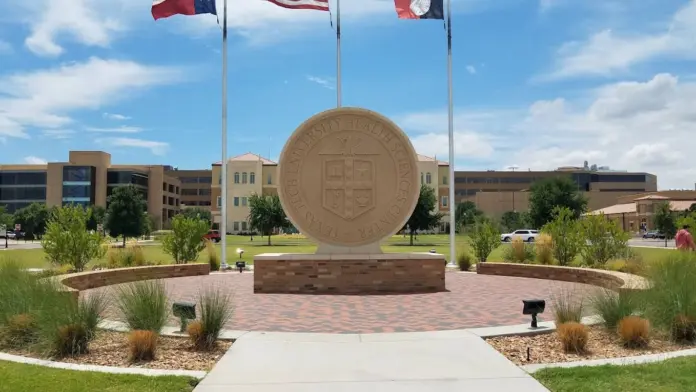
23, 156, 47, 164
99, 137, 169, 155
40, 129, 75, 139
538, 0, 557, 12
398, 72, 696, 189
465, 65, 477, 74
0, 57, 184, 140
103, 112, 131, 120
543, 0, 696, 80
86, 126, 142, 133
306, 75, 335, 90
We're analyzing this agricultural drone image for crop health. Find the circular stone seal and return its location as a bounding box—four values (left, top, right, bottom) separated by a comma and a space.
278, 107, 420, 248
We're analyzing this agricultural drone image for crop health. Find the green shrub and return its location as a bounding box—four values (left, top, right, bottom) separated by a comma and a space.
193, 289, 234, 351
589, 289, 638, 330
541, 207, 583, 266
469, 219, 500, 262
643, 252, 696, 342
162, 216, 209, 264
106, 245, 146, 268
580, 213, 630, 267
205, 240, 220, 271
41, 205, 106, 272
116, 280, 168, 333
457, 249, 473, 271
552, 288, 584, 325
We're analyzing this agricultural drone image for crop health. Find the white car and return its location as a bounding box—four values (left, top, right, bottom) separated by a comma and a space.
501, 229, 539, 243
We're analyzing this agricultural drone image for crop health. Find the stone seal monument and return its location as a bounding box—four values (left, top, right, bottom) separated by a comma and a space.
253, 107, 446, 294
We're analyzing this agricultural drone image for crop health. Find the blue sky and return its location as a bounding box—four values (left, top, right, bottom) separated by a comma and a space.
0, 0, 695, 189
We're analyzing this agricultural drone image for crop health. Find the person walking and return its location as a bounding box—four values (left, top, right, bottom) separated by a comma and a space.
675, 225, 695, 251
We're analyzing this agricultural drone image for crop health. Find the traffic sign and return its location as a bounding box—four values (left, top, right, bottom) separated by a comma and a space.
14, 224, 21, 231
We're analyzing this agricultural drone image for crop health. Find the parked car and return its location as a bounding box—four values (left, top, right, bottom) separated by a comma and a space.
643, 231, 666, 239
501, 229, 539, 243
203, 230, 221, 243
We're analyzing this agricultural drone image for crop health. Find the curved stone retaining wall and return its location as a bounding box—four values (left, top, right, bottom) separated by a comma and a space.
58, 264, 210, 299
476, 262, 648, 293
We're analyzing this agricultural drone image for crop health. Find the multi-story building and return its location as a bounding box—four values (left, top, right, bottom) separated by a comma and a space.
454, 167, 657, 217
0, 151, 181, 229
167, 169, 213, 209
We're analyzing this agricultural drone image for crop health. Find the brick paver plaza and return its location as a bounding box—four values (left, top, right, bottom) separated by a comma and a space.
87, 272, 594, 334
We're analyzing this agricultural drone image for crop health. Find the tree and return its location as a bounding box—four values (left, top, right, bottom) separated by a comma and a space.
404, 185, 444, 245
248, 193, 290, 246
86, 205, 106, 232
580, 213, 630, 267
41, 205, 106, 272
469, 217, 500, 262
528, 176, 588, 229
104, 185, 147, 246
542, 207, 584, 266
500, 211, 526, 232
455, 201, 482, 231
0, 206, 12, 228
13, 202, 50, 240
180, 207, 212, 226
161, 215, 209, 264
653, 201, 677, 247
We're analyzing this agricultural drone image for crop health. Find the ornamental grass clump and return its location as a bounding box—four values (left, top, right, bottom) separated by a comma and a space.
618, 316, 650, 349
205, 239, 221, 272
535, 233, 554, 265
115, 280, 168, 333
128, 330, 158, 361
589, 289, 638, 331
642, 252, 696, 342
189, 289, 234, 351
557, 322, 588, 354
552, 288, 584, 325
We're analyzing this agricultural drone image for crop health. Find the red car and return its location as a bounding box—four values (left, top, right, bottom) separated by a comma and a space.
203, 230, 221, 243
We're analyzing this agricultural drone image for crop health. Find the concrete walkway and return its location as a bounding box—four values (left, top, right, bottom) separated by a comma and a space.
194, 330, 549, 392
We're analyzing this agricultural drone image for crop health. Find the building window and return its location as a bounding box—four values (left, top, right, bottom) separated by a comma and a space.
241, 197, 247, 207
443, 175, 448, 185
233, 221, 239, 231
62, 166, 92, 182
216, 196, 221, 207
441, 196, 448, 207
234, 197, 239, 207
426, 173, 432, 185
267, 173, 272, 184
241, 221, 247, 231
420, 172, 424, 185
250, 172, 255, 184
234, 172, 240, 184
242, 172, 247, 184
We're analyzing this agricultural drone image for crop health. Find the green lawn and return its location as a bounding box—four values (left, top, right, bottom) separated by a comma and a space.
0, 360, 196, 392
535, 356, 696, 392
0, 234, 677, 269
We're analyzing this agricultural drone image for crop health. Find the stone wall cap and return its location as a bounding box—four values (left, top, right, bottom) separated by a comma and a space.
254, 252, 446, 261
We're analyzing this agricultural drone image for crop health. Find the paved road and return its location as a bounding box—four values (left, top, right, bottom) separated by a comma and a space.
628, 238, 675, 249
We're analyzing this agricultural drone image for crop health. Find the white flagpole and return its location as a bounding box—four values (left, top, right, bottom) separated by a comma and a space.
336, 0, 342, 107
220, 0, 229, 269
446, 0, 456, 266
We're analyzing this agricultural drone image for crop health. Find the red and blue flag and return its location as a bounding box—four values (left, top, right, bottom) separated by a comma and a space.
152, 0, 217, 20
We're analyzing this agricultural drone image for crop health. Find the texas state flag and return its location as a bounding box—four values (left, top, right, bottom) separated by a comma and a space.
394, 0, 444, 19
152, 0, 217, 20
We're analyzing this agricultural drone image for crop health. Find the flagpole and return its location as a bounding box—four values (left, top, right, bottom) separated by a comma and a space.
446, 0, 456, 266
336, 0, 342, 107
220, 0, 229, 270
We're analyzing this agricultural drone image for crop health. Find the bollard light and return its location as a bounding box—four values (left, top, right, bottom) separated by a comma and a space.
522, 299, 546, 328
172, 302, 196, 332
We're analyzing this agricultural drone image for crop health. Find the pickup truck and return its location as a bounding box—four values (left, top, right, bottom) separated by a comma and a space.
203, 230, 221, 243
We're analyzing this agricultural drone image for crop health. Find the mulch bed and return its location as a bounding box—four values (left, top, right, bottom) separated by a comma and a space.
4, 331, 231, 371
486, 325, 694, 365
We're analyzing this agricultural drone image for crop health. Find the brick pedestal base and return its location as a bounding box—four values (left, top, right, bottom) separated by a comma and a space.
253, 253, 446, 294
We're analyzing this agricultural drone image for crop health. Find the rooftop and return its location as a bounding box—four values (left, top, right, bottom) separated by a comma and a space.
213, 153, 276, 166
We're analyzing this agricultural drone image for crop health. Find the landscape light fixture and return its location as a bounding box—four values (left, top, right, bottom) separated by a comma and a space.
429, 249, 436, 253
236, 248, 244, 258
172, 302, 196, 333
522, 299, 546, 328
235, 261, 246, 273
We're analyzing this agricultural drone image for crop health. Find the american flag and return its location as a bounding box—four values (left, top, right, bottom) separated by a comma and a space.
266, 0, 329, 11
